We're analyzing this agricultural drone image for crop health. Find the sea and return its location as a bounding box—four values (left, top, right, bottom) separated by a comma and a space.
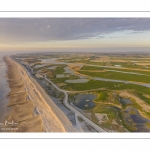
0, 51, 34, 130
0, 52, 11, 123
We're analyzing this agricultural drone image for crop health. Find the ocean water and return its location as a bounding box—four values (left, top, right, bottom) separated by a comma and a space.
0, 52, 11, 123
0, 51, 36, 127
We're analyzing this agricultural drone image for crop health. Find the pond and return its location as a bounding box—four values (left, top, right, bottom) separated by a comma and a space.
40, 58, 58, 63
65, 79, 89, 83
64, 67, 74, 74
56, 74, 65, 78
73, 94, 96, 110
123, 106, 150, 132
40, 58, 67, 65
120, 97, 133, 105
47, 66, 57, 70
64, 66, 85, 79
114, 65, 122, 67
34, 64, 48, 68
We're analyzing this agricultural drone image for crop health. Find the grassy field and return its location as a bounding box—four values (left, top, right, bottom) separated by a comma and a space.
19, 54, 150, 132
52, 77, 150, 100
80, 65, 150, 75
79, 60, 145, 69
61, 80, 119, 91
54, 65, 66, 74
94, 91, 109, 102
78, 70, 150, 83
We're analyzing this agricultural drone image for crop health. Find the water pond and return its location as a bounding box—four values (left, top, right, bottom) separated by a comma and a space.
114, 65, 122, 67
34, 64, 48, 68
65, 79, 89, 83
73, 94, 96, 110
120, 97, 133, 105
47, 66, 57, 70
41, 58, 67, 65
123, 106, 150, 132
56, 74, 65, 78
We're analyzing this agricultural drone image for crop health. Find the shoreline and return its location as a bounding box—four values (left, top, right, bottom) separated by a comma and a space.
0, 55, 11, 126
8, 56, 76, 132
2, 56, 43, 132
2, 55, 107, 132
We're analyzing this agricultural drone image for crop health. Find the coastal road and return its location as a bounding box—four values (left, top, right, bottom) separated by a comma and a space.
21, 60, 150, 132
43, 75, 106, 132
11, 57, 77, 132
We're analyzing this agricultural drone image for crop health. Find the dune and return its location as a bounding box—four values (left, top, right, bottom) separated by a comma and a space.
2, 56, 43, 132
2, 56, 74, 132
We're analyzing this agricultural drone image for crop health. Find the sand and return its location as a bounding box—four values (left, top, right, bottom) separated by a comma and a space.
95, 113, 109, 124
8, 101, 34, 122
2, 56, 43, 132
7, 91, 27, 106
135, 63, 150, 66
35, 74, 43, 78
3, 56, 76, 132
13, 116, 43, 132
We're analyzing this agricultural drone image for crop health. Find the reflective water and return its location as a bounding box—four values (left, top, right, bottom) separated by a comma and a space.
48, 66, 57, 70
41, 58, 67, 65
56, 74, 65, 78
0, 53, 10, 123
64, 67, 74, 74
107, 70, 150, 76
123, 106, 150, 132
120, 97, 133, 105
114, 65, 122, 67
64, 66, 86, 79
73, 94, 96, 110
41, 58, 57, 63
65, 79, 89, 83
93, 77, 150, 88
34, 64, 48, 68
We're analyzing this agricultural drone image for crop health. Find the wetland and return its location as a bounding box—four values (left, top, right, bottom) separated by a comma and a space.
12, 52, 150, 132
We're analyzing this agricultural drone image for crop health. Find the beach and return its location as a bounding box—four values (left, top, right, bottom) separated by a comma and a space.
0, 53, 11, 127
1, 55, 76, 132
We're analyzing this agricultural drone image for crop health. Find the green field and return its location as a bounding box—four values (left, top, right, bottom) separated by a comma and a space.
94, 91, 109, 102
80, 65, 150, 75
79, 60, 145, 69
18, 53, 150, 132
79, 70, 150, 83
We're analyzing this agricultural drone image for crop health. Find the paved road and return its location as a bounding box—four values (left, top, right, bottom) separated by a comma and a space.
44, 75, 106, 132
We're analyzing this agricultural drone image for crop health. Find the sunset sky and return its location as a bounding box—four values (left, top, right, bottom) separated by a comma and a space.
0, 18, 150, 52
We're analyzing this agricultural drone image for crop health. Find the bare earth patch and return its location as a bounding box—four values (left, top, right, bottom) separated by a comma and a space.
95, 113, 109, 124
135, 63, 150, 66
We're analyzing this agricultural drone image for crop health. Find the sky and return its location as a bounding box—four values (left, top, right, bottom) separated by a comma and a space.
0, 18, 150, 52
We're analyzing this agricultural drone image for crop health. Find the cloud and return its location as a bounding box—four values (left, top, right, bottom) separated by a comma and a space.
0, 18, 150, 42
126, 31, 145, 34
47, 25, 50, 28
95, 36, 104, 39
